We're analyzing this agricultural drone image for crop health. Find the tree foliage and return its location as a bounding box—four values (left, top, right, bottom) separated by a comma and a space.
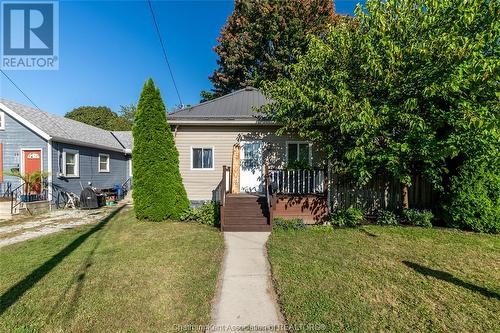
132, 79, 189, 221
263, 0, 499, 231
65, 106, 132, 131
118, 104, 137, 125
203, 0, 336, 100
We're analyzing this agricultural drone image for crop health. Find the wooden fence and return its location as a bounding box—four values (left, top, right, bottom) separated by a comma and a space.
330, 174, 437, 214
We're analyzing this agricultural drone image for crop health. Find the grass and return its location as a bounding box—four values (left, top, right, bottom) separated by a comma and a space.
0, 206, 224, 332
268, 226, 500, 332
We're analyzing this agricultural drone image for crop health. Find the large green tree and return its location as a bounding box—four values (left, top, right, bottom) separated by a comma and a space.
202, 0, 336, 100
264, 0, 499, 229
118, 104, 137, 125
132, 79, 189, 221
65, 106, 131, 131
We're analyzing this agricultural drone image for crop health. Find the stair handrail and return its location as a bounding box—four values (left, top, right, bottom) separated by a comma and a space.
10, 183, 24, 215
218, 165, 231, 229
264, 165, 274, 226
122, 177, 132, 191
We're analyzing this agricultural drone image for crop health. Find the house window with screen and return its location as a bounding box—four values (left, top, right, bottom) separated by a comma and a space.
98, 154, 110, 172
63, 151, 79, 177
192, 147, 213, 170
287, 142, 310, 165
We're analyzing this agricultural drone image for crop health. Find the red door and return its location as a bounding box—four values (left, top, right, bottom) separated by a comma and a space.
23, 149, 42, 194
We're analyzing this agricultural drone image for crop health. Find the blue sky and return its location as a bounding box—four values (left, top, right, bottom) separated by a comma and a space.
0, 0, 363, 116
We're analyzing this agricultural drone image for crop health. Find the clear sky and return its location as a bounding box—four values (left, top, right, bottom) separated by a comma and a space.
0, 0, 364, 116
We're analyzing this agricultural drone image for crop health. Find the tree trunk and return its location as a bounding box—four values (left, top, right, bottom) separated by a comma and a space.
402, 184, 409, 209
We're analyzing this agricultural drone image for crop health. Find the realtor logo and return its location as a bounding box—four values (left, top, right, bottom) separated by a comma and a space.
1, 1, 59, 70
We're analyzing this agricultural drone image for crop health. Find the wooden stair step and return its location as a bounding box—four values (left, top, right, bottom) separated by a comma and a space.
224, 219, 269, 225
223, 224, 271, 232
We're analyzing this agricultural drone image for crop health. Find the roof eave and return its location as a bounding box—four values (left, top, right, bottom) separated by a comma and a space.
52, 136, 127, 153
0, 102, 51, 140
168, 119, 277, 126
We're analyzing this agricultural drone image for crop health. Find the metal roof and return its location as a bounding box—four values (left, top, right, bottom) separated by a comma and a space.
167, 87, 271, 122
0, 98, 126, 152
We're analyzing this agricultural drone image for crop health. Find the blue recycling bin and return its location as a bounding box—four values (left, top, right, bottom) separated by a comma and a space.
114, 184, 124, 200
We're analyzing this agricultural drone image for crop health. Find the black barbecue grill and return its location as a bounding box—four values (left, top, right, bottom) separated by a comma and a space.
80, 187, 105, 209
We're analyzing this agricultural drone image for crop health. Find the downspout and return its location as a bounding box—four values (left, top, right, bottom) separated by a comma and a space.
47, 138, 53, 210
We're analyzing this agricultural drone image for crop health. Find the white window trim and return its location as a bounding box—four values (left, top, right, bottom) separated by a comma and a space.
98, 153, 110, 173
286, 141, 313, 165
0, 111, 5, 130
62, 150, 80, 178
190, 146, 215, 171
128, 158, 133, 177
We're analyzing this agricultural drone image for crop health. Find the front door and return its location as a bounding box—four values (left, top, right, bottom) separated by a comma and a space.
240, 141, 263, 193
23, 149, 42, 194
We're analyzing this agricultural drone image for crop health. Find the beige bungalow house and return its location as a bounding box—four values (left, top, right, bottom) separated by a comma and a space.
168, 87, 328, 231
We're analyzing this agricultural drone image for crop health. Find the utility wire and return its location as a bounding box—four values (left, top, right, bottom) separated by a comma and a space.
147, 0, 183, 107
0, 69, 41, 110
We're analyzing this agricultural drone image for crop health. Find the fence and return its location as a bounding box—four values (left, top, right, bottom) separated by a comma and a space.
330, 174, 437, 214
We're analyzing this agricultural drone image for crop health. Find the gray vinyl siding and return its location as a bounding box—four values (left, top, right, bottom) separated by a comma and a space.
0, 111, 48, 191
51, 142, 129, 197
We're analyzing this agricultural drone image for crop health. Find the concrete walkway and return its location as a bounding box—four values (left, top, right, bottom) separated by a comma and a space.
211, 232, 284, 332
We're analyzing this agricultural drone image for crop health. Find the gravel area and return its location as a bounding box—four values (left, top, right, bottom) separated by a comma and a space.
0, 206, 121, 248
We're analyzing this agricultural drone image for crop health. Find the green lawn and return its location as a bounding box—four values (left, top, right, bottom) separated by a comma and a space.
0, 206, 224, 332
268, 226, 500, 332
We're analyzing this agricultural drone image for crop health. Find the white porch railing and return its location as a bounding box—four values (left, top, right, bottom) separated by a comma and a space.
269, 169, 326, 195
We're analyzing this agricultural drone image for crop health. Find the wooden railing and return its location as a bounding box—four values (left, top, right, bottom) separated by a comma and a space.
268, 168, 326, 195
264, 166, 276, 226
214, 166, 231, 229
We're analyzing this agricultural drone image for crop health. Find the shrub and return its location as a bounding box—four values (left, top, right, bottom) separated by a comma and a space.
402, 209, 433, 228
132, 79, 189, 221
377, 210, 399, 226
180, 202, 219, 227
273, 217, 306, 231
330, 207, 365, 227
444, 160, 500, 233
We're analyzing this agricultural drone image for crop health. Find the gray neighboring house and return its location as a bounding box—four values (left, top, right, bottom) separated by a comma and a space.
0, 99, 133, 206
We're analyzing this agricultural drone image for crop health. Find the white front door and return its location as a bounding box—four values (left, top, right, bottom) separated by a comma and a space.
240, 141, 263, 193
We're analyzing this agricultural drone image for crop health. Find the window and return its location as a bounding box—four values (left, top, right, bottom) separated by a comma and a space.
63, 151, 79, 177
192, 147, 213, 170
287, 142, 311, 165
0, 112, 5, 130
98, 154, 110, 172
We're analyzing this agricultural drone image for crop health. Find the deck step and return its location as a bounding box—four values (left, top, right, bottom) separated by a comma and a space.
224, 218, 268, 225
222, 195, 271, 231
223, 224, 271, 232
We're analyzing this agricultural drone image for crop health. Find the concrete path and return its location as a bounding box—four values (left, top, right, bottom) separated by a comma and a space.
210, 232, 284, 333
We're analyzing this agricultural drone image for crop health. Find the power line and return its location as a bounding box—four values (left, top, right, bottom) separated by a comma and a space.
0, 69, 41, 110
147, 0, 183, 107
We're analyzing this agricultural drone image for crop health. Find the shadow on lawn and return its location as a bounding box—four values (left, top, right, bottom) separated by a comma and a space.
0, 205, 126, 315
403, 261, 500, 301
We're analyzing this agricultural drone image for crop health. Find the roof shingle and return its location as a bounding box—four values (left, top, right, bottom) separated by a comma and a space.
0, 98, 126, 151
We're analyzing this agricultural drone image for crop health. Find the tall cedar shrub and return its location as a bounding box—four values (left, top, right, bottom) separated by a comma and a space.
132, 79, 189, 221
